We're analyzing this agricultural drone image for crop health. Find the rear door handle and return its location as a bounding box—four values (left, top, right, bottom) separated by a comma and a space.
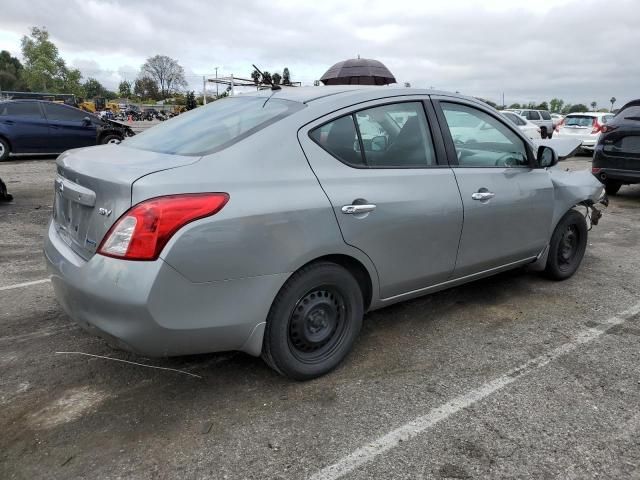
471, 192, 495, 201
341, 204, 376, 214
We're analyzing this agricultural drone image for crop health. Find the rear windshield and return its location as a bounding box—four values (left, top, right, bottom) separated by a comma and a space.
564, 116, 595, 127
124, 97, 304, 155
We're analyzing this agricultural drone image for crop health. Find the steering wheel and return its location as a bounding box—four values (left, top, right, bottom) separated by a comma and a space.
494, 152, 518, 167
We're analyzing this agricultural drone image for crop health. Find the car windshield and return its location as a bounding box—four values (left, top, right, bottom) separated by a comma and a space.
564, 116, 595, 127
124, 96, 304, 155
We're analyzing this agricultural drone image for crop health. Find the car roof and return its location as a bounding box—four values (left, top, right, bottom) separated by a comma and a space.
565, 112, 611, 117
237, 85, 477, 105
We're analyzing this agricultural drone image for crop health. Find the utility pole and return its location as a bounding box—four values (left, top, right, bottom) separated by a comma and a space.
203, 76, 207, 104
230, 74, 234, 96
215, 67, 219, 97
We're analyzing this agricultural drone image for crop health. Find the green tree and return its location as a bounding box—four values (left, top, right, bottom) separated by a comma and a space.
140, 55, 187, 99
261, 71, 272, 85
568, 104, 588, 113
20, 26, 83, 94
0, 50, 25, 90
272, 72, 282, 85
133, 76, 159, 100
250, 69, 261, 85
590, 101, 597, 111
561, 104, 572, 115
610, 96, 617, 111
535, 101, 549, 111
118, 80, 132, 98
549, 98, 564, 113
282, 67, 291, 85
185, 90, 197, 110
508, 103, 522, 109
83, 77, 106, 98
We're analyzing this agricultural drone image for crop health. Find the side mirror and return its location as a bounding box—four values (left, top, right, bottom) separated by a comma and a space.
371, 135, 388, 152
537, 145, 558, 168
82, 116, 92, 126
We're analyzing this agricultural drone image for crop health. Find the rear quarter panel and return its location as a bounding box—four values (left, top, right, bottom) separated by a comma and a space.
131, 117, 380, 292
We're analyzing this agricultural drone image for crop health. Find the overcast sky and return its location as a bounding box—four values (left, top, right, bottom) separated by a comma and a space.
1, 0, 638, 107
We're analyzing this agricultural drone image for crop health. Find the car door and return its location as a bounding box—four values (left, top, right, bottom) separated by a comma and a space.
0, 101, 50, 152
432, 98, 554, 278
43, 103, 98, 151
299, 98, 463, 299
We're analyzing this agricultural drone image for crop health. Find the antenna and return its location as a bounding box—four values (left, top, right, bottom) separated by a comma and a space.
252, 64, 281, 91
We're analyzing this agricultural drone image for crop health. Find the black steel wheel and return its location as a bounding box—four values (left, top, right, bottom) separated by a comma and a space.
545, 210, 588, 280
262, 262, 363, 380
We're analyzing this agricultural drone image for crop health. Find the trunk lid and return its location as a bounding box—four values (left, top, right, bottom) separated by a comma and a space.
53, 144, 200, 260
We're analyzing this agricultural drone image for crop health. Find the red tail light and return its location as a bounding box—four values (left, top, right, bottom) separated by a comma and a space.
592, 167, 601, 174
591, 118, 603, 134
555, 119, 564, 132
98, 193, 229, 261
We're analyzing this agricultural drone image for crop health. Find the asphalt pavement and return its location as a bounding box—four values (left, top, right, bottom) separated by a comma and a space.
1, 156, 639, 479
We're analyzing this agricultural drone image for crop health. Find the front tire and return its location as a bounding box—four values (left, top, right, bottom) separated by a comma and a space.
262, 262, 363, 380
545, 210, 588, 280
100, 134, 122, 145
0, 137, 10, 161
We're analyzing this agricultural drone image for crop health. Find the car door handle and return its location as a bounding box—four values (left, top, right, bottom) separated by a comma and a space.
471, 192, 495, 201
3, 120, 14, 125
341, 204, 376, 214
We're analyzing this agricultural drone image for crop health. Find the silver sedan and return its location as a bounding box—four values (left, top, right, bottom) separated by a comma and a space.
44, 87, 605, 380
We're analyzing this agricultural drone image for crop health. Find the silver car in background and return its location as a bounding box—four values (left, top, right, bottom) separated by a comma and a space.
45, 87, 605, 380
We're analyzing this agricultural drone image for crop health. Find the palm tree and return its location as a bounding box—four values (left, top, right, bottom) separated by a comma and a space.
590, 101, 597, 111
610, 97, 617, 111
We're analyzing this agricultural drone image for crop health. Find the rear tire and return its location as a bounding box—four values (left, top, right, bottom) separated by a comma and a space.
604, 182, 622, 195
262, 262, 363, 380
544, 210, 588, 280
0, 137, 10, 161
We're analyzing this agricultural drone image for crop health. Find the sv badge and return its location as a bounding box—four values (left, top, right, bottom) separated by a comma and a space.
98, 207, 112, 217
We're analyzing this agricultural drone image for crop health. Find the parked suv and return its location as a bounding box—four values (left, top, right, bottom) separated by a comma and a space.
505, 109, 555, 138
592, 100, 640, 195
0, 100, 134, 160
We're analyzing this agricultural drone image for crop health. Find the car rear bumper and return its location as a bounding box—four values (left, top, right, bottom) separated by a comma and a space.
44, 220, 288, 357
592, 168, 640, 184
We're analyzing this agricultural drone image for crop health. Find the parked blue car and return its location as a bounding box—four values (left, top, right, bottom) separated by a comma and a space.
0, 100, 134, 160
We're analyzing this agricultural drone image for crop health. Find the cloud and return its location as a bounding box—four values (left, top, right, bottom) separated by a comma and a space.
1, 0, 638, 106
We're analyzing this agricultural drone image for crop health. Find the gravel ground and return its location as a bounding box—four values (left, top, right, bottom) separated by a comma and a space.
0, 155, 639, 479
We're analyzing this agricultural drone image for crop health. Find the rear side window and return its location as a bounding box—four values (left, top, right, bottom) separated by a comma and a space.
124, 97, 303, 156
620, 106, 640, 119
527, 111, 541, 120
0, 102, 42, 118
310, 102, 436, 168
540, 111, 551, 120
44, 103, 86, 122
309, 115, 363, 167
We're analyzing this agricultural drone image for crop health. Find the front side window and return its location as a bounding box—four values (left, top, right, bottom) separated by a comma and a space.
44, 103, 87, 122
124, 97, 304, 156
0, 102, 42, 118
310, 102, 436, 168
441, 103, 529, 167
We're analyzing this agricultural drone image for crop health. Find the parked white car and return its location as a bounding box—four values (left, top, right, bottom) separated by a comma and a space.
555, 112, 614, 152
501, 111, 542, 139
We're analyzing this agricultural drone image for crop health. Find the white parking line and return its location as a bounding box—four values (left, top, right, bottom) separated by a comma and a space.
310, 301, 640, 480
0, 279, 50, 292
